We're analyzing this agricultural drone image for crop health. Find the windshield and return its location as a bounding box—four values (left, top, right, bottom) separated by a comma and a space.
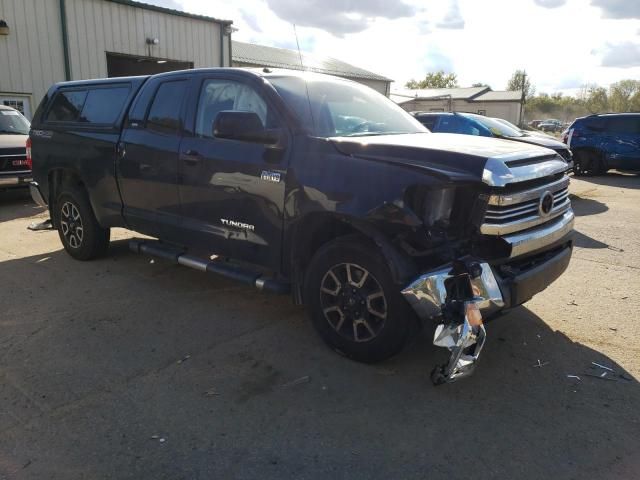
268, 74, 427, 137
0, 109, 30, 135
461, 113, 524, 137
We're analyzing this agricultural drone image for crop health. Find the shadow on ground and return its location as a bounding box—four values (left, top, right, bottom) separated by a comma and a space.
0, 241, 638, 479
569, 194, 609, 217
0, 189, 43, 223
574, 171, 640, 190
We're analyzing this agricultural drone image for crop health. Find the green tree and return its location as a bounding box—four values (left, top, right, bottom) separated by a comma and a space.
406, 71, 459, 89
609, 79, 640, 112
506, 70, 534, 99
585, 86, 608, 114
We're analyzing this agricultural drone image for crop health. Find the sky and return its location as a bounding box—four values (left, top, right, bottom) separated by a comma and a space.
145, 0, 640, 95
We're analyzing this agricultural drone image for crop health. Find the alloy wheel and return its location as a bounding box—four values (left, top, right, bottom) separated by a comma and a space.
60, 201, 84, 249
320, 263, 387, 342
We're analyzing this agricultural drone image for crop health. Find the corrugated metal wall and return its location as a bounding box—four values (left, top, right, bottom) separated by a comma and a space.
0, 0, 66, 115
0, 0, 230, 116
64, 0, 225, 80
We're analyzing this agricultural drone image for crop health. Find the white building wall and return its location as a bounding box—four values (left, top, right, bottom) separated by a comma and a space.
0, 0, 66, 117
64, 0, 227, 80
0, 0, 231, 118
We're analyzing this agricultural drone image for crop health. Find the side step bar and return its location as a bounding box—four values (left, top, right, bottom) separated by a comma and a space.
129, 239, 290, 294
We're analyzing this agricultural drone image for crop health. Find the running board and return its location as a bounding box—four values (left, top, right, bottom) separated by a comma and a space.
129, 239, 290, 294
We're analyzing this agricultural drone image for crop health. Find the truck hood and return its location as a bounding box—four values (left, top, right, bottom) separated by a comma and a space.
329, 132, 557, 183
504, 134, 568, 151
0, 134, 28, 149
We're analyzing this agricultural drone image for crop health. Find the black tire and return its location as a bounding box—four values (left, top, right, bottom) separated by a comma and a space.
573, 150, 606, 176
304, 235, 416, 363
55, 188, 110, 260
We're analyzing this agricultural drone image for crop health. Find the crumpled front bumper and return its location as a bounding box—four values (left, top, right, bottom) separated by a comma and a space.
402, 244, 572, 384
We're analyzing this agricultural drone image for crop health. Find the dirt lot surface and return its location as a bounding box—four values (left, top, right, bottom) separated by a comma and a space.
1, 173, 639, 480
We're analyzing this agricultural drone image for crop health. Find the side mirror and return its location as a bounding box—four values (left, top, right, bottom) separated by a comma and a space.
213, 111, 280, 145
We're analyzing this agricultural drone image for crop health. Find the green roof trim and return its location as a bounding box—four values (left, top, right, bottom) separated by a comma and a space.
105, 0, 232, 25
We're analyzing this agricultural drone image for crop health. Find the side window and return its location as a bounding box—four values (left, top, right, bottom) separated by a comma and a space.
583, 117, 606, 132
79, 86, 130, 124
436, 116, 457, 133
146, 80, 188, 135
417, 116, 437, 130
46, 90, 87, 122
606, 116, 640, 134
195, 79, 271, 139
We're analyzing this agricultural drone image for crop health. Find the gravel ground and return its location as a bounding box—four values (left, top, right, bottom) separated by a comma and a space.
0, 173, 639, 480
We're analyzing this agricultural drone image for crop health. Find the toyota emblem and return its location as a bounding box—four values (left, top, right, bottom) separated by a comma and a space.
539, 191, 554, 216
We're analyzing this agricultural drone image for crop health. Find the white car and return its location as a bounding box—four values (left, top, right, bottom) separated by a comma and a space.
0, 105, 31, 190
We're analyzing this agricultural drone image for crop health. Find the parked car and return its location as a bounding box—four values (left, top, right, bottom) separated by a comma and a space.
413, 112, 573, 167
563, 113, 640, 175
0, 105, 31, 191
29, 69, 574, 384
529, 120, 543, 129
538, 119, 563, 133
494, 117, 556, 139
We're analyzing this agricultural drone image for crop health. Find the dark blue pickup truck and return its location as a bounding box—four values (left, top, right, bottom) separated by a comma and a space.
29, 68, 574, 383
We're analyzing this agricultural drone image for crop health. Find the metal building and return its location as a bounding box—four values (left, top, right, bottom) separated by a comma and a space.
232, 41, 393, 96
0, 0, 232, 118
391, 87, 523, 125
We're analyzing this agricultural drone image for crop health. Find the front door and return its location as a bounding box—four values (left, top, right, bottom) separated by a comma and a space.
118, 78, 190, 239
178, 75, 289, 270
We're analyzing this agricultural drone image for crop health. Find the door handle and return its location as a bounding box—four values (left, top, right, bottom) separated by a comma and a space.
181, 149, 202, 165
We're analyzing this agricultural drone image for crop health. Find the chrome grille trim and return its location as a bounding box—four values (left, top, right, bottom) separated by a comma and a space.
482, 155, 568, 187
481, 174, 571, 236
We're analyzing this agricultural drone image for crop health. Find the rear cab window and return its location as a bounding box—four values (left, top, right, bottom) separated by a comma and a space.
45, 84, 132, 126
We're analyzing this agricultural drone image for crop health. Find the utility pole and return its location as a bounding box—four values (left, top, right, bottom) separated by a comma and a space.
519, 71, 527, 127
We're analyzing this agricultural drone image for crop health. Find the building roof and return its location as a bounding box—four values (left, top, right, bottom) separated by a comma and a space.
105, 0, 233, 25
474, 90, 522, 102
391, 86, 490, 102
232, 41, 392, 83
391, 86, 523, 104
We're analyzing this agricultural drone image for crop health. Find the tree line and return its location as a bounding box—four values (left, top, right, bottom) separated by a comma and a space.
406, 70, 640, 122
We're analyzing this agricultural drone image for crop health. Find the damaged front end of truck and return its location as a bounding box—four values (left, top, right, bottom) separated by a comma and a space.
395, 151, 574, 385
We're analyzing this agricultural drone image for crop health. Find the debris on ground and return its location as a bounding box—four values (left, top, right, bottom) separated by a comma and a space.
150, 435, 166, 443
280, 375, 310, 388
609, 327, 618, 332
582, 361, 634, 382
567, 300, 578, 306
177, 354, 191, 364
204, 389, 220, 397
533, 359, 549, 368
567, 375, 581, 381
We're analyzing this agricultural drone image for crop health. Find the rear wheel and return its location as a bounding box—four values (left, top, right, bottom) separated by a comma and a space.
304, 236, 416, 363
573, 150, 606, 176
55, 188, 110, 260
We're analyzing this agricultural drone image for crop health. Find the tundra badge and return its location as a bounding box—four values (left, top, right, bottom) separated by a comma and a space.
221, 219, 255, 231
261, 170, 281, 183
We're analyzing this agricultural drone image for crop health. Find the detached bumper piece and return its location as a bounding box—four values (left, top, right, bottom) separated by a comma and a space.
402, 260, 504, 385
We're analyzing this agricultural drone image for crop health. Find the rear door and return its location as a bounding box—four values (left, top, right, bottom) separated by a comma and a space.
604, 116, 640, 169
177, 73, 290, 270
118, 76, 190, 239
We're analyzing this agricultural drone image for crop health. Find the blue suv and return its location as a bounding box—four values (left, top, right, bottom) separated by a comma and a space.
414, 112, 573, 166
563, 113, 640, 175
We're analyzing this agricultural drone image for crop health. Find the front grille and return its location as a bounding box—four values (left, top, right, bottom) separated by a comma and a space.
481, 175, 571, 236
0, 149, 28, 172
557, 148, 572, 162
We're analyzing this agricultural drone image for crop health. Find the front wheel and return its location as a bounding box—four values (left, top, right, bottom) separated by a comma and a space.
55, 188, 110, 260
573, 150, 606, 176
304, 236, 417, 363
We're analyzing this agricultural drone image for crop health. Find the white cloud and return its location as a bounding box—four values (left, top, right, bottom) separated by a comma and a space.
591, 0, 640, 19
601, 42, 640, 68
156, 0, 640, 92
534, 0, 567, 8
437, 0, 465, 29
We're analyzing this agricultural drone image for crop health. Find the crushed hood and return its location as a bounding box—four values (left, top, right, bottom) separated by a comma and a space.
329, 132, 556, 183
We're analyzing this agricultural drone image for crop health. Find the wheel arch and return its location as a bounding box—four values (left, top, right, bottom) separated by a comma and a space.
287, 212, 418, 304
